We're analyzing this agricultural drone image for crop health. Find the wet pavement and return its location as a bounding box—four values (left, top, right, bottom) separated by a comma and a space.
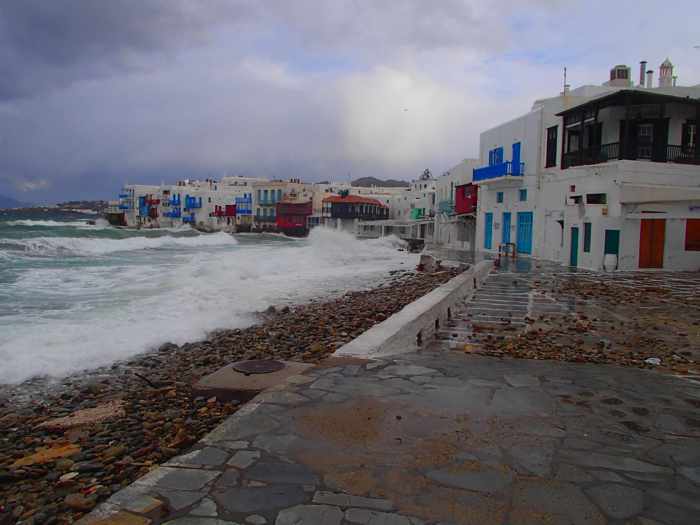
439, 259, 700, 377
82, 262, 700, 525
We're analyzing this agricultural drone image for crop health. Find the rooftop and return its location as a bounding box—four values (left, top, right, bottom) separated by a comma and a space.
322, 195, 388, 207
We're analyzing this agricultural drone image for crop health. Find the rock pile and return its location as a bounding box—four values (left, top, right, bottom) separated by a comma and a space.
0, 268, 460, 525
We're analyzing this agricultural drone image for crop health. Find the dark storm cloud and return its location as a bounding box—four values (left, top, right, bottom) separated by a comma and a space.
0, 0, 256, 99
0, 0, 520, 101
1, 0, 697, 203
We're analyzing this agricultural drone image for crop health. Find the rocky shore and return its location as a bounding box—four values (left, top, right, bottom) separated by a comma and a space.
0, 268, 460, 525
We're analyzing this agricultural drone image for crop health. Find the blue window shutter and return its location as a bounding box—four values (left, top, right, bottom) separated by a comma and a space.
495, 147, 504, 164
512, 142, 521, 174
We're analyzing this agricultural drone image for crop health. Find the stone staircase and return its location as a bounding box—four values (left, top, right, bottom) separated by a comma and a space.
436, 260, 577, 349
438, 271, 530, 347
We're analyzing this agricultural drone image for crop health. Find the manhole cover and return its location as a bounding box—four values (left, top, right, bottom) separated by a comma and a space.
232, 359, 285, 375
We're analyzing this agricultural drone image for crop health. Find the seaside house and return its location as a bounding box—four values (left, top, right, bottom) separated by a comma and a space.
276, 187, 314, 237
322, 193, 389, 232
472, 58, 700, 270
433, 159, 480, 251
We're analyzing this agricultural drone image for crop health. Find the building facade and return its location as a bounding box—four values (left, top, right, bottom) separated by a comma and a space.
472, 58, 700, 271
433, 160, 480, 250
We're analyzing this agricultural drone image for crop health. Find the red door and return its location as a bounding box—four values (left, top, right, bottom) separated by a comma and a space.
639, 219, 665, 268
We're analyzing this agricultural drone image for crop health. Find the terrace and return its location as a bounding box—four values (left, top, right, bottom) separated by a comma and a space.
557, 89, 699, 169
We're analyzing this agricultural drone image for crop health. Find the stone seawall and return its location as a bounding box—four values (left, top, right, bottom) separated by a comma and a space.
335, 259, 493, 358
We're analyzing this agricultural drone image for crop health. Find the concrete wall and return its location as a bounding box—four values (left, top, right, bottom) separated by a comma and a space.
479, 109, 544, 176
475, 179, 540, 252
335, 260, 493, 358
436, 159, 479, 204
541, 160, 700, 270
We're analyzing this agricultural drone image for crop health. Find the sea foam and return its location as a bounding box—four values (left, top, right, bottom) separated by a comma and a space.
0, 227, 415, 384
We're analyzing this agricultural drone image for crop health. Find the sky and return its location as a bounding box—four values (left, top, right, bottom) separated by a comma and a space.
0, 1, 698, 203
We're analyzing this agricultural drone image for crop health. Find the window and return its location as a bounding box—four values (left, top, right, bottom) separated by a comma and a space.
586, 193, 607, 204
519, 189, 527, 202
682, 121, 697, 153
567, 130, 580, 152
686, 219, 700, 251
546, 126, 558, 168
497, 192, 504, 203
583, 222, 592, 252
557, 220, 564, 247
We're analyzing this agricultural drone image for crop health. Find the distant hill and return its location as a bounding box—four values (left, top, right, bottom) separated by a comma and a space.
351, 177, 409, 188
0, 194, 28, 209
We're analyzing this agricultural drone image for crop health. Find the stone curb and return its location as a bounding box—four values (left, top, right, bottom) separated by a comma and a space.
334, 260, 493, 358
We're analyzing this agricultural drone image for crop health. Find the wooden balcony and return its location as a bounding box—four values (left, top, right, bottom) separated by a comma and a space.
563, 143, 699, 169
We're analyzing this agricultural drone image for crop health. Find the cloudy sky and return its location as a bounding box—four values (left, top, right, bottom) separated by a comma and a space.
0, 1, 698, 202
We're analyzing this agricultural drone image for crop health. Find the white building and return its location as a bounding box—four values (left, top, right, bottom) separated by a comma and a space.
390, 170, 437, 221
473, 58, 700, 271
433, 159, 480, 249
107, 185, 161, 228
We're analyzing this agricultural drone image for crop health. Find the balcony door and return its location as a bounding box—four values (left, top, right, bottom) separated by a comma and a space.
637, 123, 654, 159
620, 119, 669, 161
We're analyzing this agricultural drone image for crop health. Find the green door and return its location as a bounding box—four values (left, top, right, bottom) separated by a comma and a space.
604, 229, 620, 255
570, 226, 579, 266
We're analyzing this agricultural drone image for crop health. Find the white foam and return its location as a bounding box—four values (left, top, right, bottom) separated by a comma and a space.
1, 231, 237, 256
5, 219, 91, 228
0, 227, 416, 384
4, 218, 116, 230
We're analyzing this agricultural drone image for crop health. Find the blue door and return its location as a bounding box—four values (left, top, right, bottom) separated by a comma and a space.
570, 227, 579, 266
516, 212, 533, 254
484, 212, 493, 249
502, 212, 511, 244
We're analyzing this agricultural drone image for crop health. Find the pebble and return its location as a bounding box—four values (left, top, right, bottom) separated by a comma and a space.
64, 493, 96, 511
0, 269, 458, 524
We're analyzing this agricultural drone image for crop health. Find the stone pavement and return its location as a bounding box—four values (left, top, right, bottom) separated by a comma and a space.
437, 258, 700, 375
85, 346, 700, 525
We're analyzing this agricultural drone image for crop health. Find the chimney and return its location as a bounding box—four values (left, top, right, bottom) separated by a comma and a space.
639, 61, 647, 86
646, 70, 653, 88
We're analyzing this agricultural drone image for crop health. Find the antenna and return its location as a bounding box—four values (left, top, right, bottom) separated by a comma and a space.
562, 66, 571, 95
563, 66, 567, 91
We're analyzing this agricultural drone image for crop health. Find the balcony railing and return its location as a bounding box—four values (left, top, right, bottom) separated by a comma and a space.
667, 145, 699, 164
473, 161, 525, 182
184, 196, 202, 209
563, 143, 699, 168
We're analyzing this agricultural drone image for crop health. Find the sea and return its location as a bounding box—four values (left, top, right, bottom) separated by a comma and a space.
0, 210, 416, 385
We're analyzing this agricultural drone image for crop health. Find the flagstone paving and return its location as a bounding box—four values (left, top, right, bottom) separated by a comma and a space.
81, 261, 700, 525
82, 346, 700, 525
